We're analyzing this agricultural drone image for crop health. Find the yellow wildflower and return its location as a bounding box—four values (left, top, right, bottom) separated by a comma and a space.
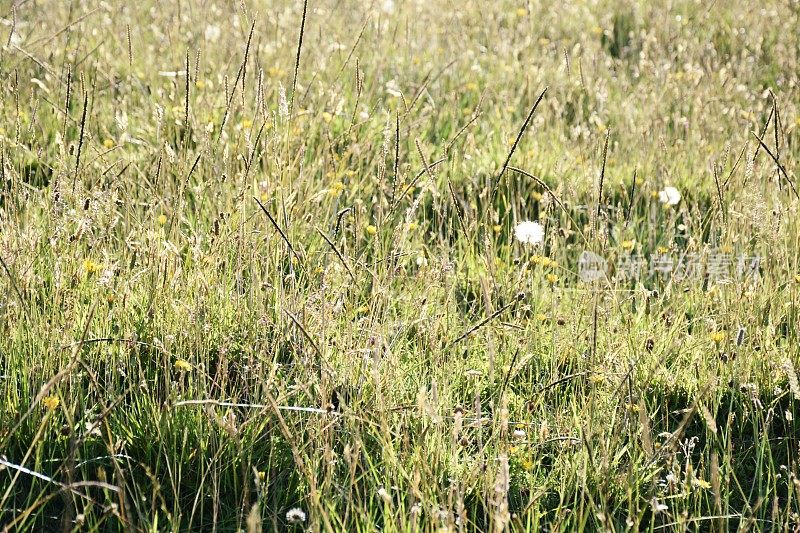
42, 396, 60, 411
83, 259, 101, 275
328, 181, 345, 197
589, 373, 605, 385
365, 225, 377, 236
267, 66, 285, 79
174, 359, 192, 372
157, 214, 168, 226
102, 138, 115, 149
709, 331, 725, 344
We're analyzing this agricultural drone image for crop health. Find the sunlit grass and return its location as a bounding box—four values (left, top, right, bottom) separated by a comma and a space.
1, 0, 799, 531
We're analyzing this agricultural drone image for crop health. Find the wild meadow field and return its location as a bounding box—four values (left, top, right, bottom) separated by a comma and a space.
1, 0, 800, 531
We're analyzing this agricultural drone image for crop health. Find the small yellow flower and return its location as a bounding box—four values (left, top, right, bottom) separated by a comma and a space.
621, 240, 635, 251
356, 305, 369, 315
465, 82, 479, 92
492, 224, 502, 234
795, 274, 800, 283
157, 214, 168, 226
83, 259, 101, 275
692, 477, 711, 490
106, 293, 116, 304
536, 313, 548, 322
194, 80, 206, 89
42, 396, 60, 411
102, 138, 115, 149
532, 192, 543, 201
240, 118, 253, 129
650, 191, 660, 199
174, 359, 192, 372
545, 273, 558, 284
365, 225, 377, 236
709, 331, 725, 344
720, 244, 733, 254
589, 373, 605, 385
515, 7, 527, 17
408, 222, 419, 231
267, 66, 285, 79
656, 246, 670, 254
540, 257, 552, 268
257, 471, 266, 482
521, 458, 533, 470
328, 181, 345, 197
532, 255, 543, 265
322, 112, 333, 123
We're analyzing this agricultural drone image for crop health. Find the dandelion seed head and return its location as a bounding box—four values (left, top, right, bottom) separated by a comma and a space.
658, 186, 681, 206
514, 221, 544, 245
286, 507, 306, 524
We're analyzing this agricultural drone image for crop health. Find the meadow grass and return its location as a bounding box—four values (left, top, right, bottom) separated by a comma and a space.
1, 0, 800, 531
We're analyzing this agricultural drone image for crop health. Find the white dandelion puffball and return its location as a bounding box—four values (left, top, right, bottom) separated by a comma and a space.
658, 186, 681, 206
514, 221, 544, 245
204, 25, 221, 42
286, 508, 306, 524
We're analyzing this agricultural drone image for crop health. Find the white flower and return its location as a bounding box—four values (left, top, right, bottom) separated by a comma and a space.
658, 186, 681, 206
512, 428, 526, 440
514, 221, 544, 245
651, 498, 668, 512
204, 25, 221, 42
377, 486, 391, 502
416, 254, 428, 267
286, 508, 306, 524
385, 79, 402, 98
